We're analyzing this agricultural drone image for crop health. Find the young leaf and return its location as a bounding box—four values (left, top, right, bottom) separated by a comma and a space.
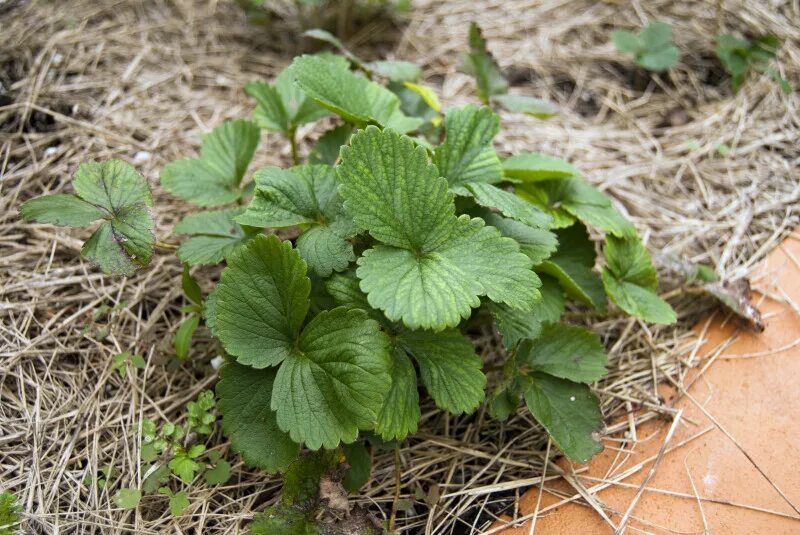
402, 82, 441, 113
522, 373, 604, 463
464, 182, 552, 229
519, 178, 636, 237
611, 30, 643, 55
168, 491, 190, 516
309, 124, 353, 165
160, 120, 260, 207
375, 347, 420, 441
175, 207, 260, 265
214, 235, 311, 368
479, 211, 558, 265
368, 59, 422, 82
21, 160, 155, 276
217, 362, 300, 473
463, 22, 508, 104
174, 315, 199, 360
602, 235, 676, 324
398, 329, 486, 414
115, 488, 141, 509
339, 128, 539, 329
538, 224, 606, 311
516, 324, 607, 383
289, 54, 422, 133
433, 105, 503, 193
272, 307, 392, 450
182, 265, 203, 304
492, 94, 559, 119
341, 442, 371, 492
204, 458, 231, 485
246, 66, 329, 134
502, 152, 579, 182
169, 449, 203, 483
612, 22, 679, 72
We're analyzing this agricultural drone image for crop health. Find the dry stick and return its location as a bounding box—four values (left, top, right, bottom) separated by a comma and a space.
615, 409, 684, 534
389, 446, 401, 532
528, 438, 551, 534
684, 457, 709, 534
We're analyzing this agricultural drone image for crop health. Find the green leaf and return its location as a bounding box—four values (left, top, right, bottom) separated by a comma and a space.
246, 67, 329, 133
115, 488, 141, 509
182, 265, 203, 304
214, 235, 311, 368
142, 465, 169, 494
538, 224, 606, 311
479, 211, 558, 264
236, 165, 340, 228
272, 308, 392, 449
463, 22, 508, 104
296, 221, 356, 277
640, 21, 673, 49
168, 491, 190, 516
338, 126, 455, 252
368, 60, 422, 82
491, 94, 559, 119
175, 207, 259, 266
375, 347, 420, 440
522, 374, 603, 463
169, 451, 202, 483
302, 30, 362, 68
433, 105, 502, 193
602, 236, 676, 324
464, 182, 552, 228
611, 30, 643, 54
358, 216, 539, 330
204, 459, 231, 485
519, 178, 636, 237
532, 274, 566, 323
516, 324, 607, 383
251, 505, 319, 535
217, 362, 299, 472
638, 46, 680, 72
160, 120, 260, 207
19, 193, 106, 226
502, 152, 579, 182
324, 270, 373, 313
490, 275, 565, 348
309, 124, 353, 165
289, 55, 422, 133
342, 442, 371, 492
174, 315, 199, 360
398, 329, 485, 414
402, 82, 441, 113
25, 160, 156, 276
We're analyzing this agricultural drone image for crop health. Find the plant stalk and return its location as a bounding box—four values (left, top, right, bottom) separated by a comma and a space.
289, 128, 299, 165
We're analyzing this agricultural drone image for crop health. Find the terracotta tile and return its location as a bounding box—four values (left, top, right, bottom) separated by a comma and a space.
489, 232, 800, 534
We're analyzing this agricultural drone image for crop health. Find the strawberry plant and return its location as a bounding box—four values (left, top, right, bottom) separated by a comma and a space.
714, 33, 790, 93
611, 21, 680, 72
20, 24, 676, 530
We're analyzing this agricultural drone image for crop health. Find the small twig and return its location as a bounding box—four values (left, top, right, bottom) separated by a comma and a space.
154, 241, 178, 251
389, 446, 401, 531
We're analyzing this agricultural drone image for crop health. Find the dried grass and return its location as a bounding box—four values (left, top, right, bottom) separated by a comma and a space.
1, 0, 798, 533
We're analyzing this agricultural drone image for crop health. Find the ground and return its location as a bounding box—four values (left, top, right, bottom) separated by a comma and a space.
1, 0, 798, 533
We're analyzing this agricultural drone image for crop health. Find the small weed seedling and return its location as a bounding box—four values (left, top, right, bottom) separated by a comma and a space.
21, 23, 677, 531
611, 21, 680, 72
0, 492, 21, 535
715, 33, 791, 93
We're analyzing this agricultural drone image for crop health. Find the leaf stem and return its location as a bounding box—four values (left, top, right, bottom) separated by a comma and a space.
155, 241, 178, 251
289, 128, 299, 165
389, 446, 401, 531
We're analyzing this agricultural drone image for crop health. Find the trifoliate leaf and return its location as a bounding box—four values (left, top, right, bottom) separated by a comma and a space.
161, 120, 260, 207
296, 221, 357, 277
368, 60, 422, 82
516, 324, 607, 383
492, 94, 559, 119
217, 362, 300, 472
21, 160, 155, 276
464, 182, 552, 228
289, 55, 422, 133
602, 236, 676, 324
309, 124, 353, 165
237, 165, 339, 228
538, 224, 606, 311
519, 178, 636, 237
214, 235, 310, 368
463, 22, 508, 104
358, 216, 539, 330
490, 274, 565, 348
174, 207, 259, 265
19, 193, 106, 226
375, 347, 420, 440
502, 152, 579, 182
398, 329, 485, 414
246, 67, 329, 133
522, 373, 604, 463
479, 211, 558, 264
338, 126, 455, 253
433, 105, 502, 193
341, 442, 371, 492
272, 308, 392, 449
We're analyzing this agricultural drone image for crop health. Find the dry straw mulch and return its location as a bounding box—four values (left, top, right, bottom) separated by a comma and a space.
1, 0, 798, 533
